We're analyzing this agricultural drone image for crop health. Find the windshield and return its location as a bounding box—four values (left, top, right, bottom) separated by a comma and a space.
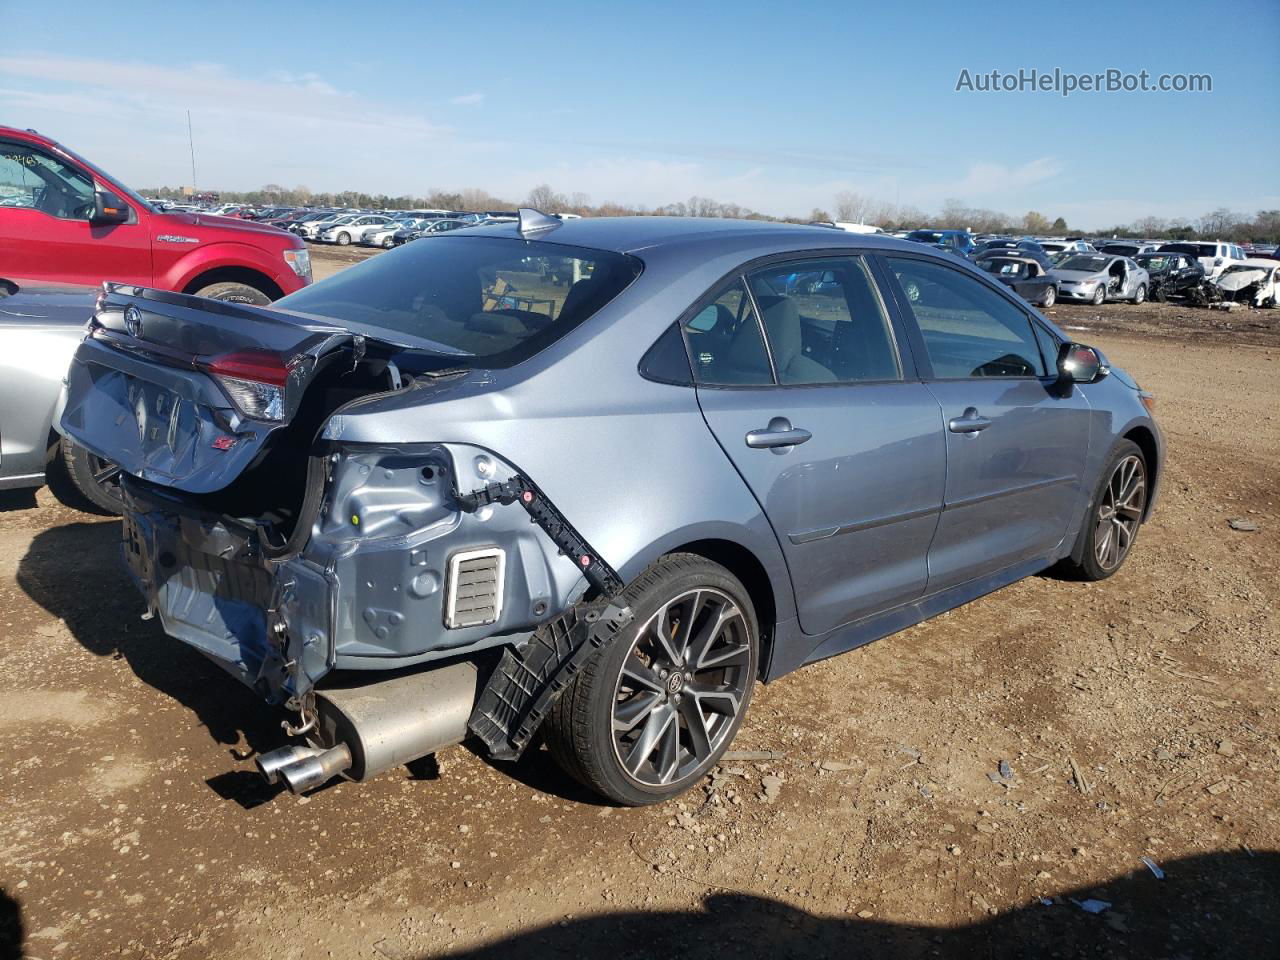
275, 236, 642, 367
1136, 256, 1173, 272
1100, 244, 1137, 255
1058, 255, 1108, 272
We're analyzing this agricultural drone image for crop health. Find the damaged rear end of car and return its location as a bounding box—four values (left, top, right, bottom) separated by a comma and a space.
60, 241, 640, 792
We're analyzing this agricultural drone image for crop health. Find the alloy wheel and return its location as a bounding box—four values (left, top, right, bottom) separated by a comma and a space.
610, 588, 752, 787
1095, 455, 1146, 571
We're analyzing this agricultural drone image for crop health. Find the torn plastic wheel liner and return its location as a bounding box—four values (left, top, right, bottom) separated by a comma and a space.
469, 598, 634, 761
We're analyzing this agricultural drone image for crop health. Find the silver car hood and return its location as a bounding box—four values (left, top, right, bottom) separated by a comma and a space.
1049, 269, 1103, 282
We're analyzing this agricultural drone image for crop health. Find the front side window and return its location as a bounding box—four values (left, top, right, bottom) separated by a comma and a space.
744, 257, 899, 384
275, 236, 641, 368
683, 280, 773, 386
0, 141, 95, 219
887, 257, 1047, 379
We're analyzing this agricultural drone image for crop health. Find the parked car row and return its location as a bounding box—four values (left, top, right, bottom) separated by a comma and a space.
893, 226, 1271, 308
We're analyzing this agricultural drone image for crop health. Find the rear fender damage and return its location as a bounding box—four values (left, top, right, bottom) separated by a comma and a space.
121, 440, 629, 733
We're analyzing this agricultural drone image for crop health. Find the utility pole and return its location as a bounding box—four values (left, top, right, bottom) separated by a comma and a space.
187, 110, 197, 193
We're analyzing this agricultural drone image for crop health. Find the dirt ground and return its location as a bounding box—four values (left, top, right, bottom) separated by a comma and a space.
1, 244, 1277, 959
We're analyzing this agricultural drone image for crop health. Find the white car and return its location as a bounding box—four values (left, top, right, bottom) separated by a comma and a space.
362, 219, 426, 248
1157, 240, 1247, 280
319, 215, 395, 245
1214, 258, 1279, 307
1039, 239, 1095, 256
298, 213, 356, 240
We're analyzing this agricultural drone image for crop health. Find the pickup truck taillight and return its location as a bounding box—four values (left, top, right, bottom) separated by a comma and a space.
200, 350, 293, 421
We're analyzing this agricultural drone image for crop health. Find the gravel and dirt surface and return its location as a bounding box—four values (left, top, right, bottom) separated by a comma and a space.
1, 244, 1277, 959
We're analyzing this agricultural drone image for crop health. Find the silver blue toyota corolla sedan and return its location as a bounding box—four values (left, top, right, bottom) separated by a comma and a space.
59, 212, 1162, 805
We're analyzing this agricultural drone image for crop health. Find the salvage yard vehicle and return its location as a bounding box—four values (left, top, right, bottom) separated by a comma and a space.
1157, 241, 1247, 280
905, 228, 976, 257
976, 254, 1058, 306
1050, 253, 1150, 304
0, 277, 121, 510
1135, 252, 1204, 302
0, 126, 312, 305
1097, 240, 1159, 258
319, 214, 395, 246
58, 214, 1162, 805
1212, 259, 1279, 307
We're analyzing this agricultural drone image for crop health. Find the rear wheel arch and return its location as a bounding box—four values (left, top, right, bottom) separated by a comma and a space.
661, 538, 777, 680
181, 266, 283, 301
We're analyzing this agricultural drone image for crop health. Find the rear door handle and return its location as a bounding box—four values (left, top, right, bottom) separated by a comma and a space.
745, 417, 812, 449
948, 407, 992, 434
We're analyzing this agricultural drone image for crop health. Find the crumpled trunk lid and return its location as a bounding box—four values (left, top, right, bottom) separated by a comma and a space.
60, 284, 357, 494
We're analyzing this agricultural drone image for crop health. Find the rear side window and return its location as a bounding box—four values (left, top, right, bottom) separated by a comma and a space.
275, 236, 641, 368
886, 257, 1047, 379
744, 257, 899, 384
683, 281, 773, 386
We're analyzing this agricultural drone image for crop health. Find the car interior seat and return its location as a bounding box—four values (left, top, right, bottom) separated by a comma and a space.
729, 296, 835, 383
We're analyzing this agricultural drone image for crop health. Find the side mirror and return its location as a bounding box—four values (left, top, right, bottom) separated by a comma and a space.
91, 189, 130, 225
1057, 342, 1107, 386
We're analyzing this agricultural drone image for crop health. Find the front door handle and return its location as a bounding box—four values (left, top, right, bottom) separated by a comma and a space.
948, 407, 992, 434
745, 417, 812, 449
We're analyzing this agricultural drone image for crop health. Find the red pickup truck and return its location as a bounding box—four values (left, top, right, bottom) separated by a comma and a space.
0, 126, 311, 304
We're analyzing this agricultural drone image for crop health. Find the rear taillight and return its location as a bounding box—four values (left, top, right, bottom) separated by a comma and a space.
201, 350, 293, 421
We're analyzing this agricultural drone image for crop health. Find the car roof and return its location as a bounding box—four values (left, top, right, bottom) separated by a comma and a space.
462, 216, 920, 256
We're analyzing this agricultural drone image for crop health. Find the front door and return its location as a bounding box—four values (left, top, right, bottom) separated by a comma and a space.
689, 256, 945, 636
0, 139, 151, 287
881, 255, 1091, 592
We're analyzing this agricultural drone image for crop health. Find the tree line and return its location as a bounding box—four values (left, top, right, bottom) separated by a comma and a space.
139, 182, 1280, 242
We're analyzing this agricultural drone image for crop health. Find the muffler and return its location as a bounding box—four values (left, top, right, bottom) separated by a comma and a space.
257, 661, 479, 794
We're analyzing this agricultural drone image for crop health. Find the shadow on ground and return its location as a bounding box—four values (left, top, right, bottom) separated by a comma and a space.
426, 850, 1278, 960
16, 521, 284, 758
0, 490, 38, 513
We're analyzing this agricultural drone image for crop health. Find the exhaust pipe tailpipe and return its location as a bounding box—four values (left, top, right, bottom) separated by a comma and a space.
255, 661, 479, 793
256, 745, 326, 785
278, 743, 353, 794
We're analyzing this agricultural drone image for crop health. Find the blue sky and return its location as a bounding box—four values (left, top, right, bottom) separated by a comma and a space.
2, 0, 1276, 228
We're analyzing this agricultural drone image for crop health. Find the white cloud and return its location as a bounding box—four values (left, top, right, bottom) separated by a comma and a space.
450, 92, 485, 106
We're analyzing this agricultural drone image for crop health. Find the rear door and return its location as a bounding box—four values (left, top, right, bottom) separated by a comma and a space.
880, 255, 1090, 591
691, 254, 945, 636
0, 138, 152, 286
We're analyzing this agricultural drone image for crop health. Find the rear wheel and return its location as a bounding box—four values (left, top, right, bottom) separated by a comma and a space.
191, 281, 272, 305
544, 554, 759, 805
1059, 440, 1147, 581
48, 437, 123, 515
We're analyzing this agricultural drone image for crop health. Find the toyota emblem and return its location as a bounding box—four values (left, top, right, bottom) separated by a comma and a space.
124, 305, 143, 338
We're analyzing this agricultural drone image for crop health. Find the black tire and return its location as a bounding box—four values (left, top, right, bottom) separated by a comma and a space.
1057, 440, 1147, 582
1153, 285, 1168, 303
191, 281, 272, 305
1040, 285, 1056, 308
337, 231, 351, 246
544, 554, 759, 805
1132, 284, 1146, 305
1091, 284, 1107, 306
382, 236, 394, 248
47, 437, 123, 515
